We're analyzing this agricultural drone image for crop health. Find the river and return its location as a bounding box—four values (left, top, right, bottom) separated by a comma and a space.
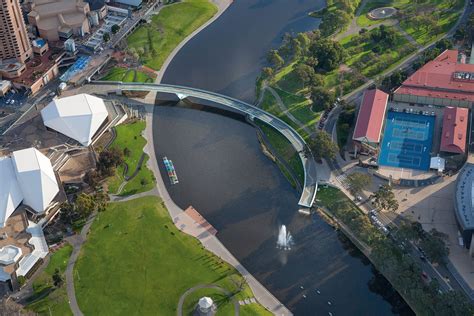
155, 0, 412, 314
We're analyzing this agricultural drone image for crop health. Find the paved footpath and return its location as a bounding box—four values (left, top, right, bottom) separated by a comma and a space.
142, 104, 292, 316
65, 210, 99, 316
155, 0, 233, 83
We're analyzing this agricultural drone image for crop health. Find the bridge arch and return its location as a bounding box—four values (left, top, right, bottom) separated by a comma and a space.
92, 81, 318, 208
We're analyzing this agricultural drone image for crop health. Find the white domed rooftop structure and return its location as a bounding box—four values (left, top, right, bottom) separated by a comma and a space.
0, 158, 24, 228
41, 94, 109, 146
11, 148, 59, 214
0, 245, 22, 266
198, 296, 214, 313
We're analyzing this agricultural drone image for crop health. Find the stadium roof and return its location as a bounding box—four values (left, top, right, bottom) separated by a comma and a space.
353, 89, 388, 144
394, 50, 474, 103
455, 164, 474, 230
440, 107, 468, 154
0, 158, 23, 228
41, 94, 108, 146
11, 148, 59, 214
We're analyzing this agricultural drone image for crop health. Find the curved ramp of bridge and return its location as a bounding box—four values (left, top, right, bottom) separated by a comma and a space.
92, 81, 318, 208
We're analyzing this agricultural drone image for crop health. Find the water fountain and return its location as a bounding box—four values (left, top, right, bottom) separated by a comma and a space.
277, 225, 293, 250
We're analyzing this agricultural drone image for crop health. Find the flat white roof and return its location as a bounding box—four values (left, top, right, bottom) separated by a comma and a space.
41, 94, 108, 146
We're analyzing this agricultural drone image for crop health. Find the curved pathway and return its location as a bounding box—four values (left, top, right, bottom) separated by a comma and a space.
263, 85, 313, 136
155, 0, 233, 84
177, 284, 239, 316
65, 210, 99, 316
89, 81, 318, 208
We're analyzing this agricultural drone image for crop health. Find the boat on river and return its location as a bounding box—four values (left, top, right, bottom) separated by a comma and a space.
163, 156, 179, 184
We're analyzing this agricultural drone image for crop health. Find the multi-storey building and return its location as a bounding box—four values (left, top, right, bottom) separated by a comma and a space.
0, 0, 33, 64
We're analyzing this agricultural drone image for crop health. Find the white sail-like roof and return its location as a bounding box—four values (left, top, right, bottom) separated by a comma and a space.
0, 157, 23, 227
41, 94, 108, 146
12, 148, 59, 214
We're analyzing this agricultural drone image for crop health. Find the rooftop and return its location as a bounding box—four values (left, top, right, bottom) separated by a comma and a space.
455, 164, 474, 230
395, 50, 474, 102
440, 107, 468, 154
41, 94, 109, 146
353, 89, 388, 144
28, 0, 90, 31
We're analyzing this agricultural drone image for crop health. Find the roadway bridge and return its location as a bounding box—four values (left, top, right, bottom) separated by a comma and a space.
90, 81, 318, 208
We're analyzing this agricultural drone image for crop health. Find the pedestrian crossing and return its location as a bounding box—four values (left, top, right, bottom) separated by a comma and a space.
335, 174, 349, 189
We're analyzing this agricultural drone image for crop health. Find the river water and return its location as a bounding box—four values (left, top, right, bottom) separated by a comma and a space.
155, 0, 412, 314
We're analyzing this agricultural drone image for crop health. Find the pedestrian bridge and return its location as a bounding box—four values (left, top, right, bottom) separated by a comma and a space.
91, 81, 318, 208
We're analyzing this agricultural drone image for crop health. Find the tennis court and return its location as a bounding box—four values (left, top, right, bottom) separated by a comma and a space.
379, 111, 435, 171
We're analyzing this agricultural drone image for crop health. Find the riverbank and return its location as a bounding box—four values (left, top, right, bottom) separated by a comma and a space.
142, 104, 293, 315
155, 0, 233, 83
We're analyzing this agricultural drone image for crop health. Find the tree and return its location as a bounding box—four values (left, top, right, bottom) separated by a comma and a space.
372, 184, 399, 212
59, 202, 75, 224
111, 24, 120, 34
52, 269, 64, 288
311, 86, 335, 111
295, 63, 315, 88
295, 32, 310, 56
94, 191, 109, 212
84, 169, 101, 188
419, 229, 449, 264
97, 147, 124, 176
344, 172, 372, 196
309, 38, 345, 71
267, 50, 284, 69
261, 67, 274, 79
103, 32, 110, 43
75, 193, 96, 218
309, 131, 338, 161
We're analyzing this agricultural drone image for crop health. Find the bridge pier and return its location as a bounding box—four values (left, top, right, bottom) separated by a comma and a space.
176, 93, 188, 100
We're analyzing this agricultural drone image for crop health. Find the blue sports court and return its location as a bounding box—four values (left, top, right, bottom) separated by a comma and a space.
378, 111, 435, 171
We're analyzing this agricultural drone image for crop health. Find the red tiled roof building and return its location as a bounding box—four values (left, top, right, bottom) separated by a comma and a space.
353, 89, 388, 152
440, 107, 468, 154
394, 50, 474, 107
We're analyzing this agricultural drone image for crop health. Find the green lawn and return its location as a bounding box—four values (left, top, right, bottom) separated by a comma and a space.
356, 0, 464, 44
255, 119, 304, 186
74, 196, 269, 315
101, 67, 154, 83
107, 120, 155, 195
26, 244, 73, 316
127, 0, 217, 70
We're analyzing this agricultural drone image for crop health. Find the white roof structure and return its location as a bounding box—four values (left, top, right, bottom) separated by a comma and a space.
16, 221, 49, 277
41, 94, 109, 146
198, 297, 213, 310
430, 156, 446, 173
12, 148, 59, 214
0, 158, 24, 228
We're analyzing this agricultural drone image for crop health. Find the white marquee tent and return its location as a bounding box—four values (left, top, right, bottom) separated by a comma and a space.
41, 94, 109, 146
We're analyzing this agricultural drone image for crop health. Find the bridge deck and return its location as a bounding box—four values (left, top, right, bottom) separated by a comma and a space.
91, 82, 318, 208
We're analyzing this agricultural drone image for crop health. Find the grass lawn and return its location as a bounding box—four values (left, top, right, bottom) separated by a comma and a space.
107, 120, 155, 195
356, 0, 464, 45
255, 119, 304, 186
101, 67, 154, 83
259, 90, 310, 139
127, 0, 217, 70
26, 244, 73, 316
74, 196, 269, 315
